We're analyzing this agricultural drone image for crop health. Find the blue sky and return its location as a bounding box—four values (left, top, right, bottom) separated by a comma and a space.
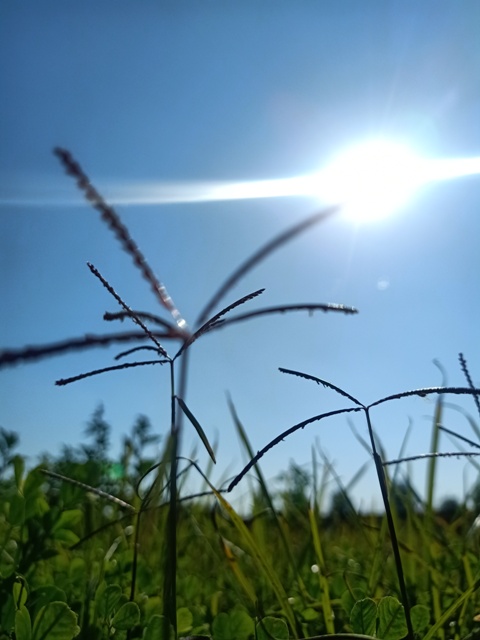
1, 1, 480, 510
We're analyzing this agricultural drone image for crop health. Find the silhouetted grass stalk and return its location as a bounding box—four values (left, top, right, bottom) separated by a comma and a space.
22, 149, 351, 637
228, 368, 480, 640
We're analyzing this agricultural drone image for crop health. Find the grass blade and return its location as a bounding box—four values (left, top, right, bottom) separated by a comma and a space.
421, 578, 480, 640
176, 396, 216, 464
308, 508, 335, 634
228, 395, 309, 608
211, 486, 299, 638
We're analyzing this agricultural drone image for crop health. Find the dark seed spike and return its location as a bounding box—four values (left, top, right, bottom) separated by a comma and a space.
0, 331, 175, 368
115, 345, 163, 360
175, 288, 265, 360
53, 147, 189, 333
368, 386, 480, 409
87, 262, 168, 358
279, 367, 363, 407
56, 359, 169, 386
227, 406, 361, 492
40, 468, 135, 512
104, 310, 178, 332
383, 451, 480, 466
459, 352, 480, 419
204, 302, 358, 332
196, 204, 340, 326
197, 288, 265, 332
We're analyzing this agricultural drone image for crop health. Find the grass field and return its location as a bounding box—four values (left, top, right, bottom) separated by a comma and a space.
1, 412, 480, 640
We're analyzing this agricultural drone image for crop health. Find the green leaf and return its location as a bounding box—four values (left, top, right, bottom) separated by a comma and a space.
96, 583, 122, 619
68, 558, 86, 583
176, 396, 216, 463
177, 607, 193, 634
350, 598, 377, 636
13, 578, 28, 609
256, 616, 289, 640
377, 596, 407, 640
31, 586, 67, 614
53, 529, 80, 545
229, 609, 255, 640
32, 602, 79, 640
411, 604, 430, 635
212, 609, 254, 640
341, 588, 365, 615
9, 492, 25, 526
15, 606, 31, 640
112, 601, 140, 630
213, 612, 231, 640
0, 546, 16, 579
52, 510, 83, 532
144, 596, 162, 621
23, 469, 42, 500
301, 608, 319, 622
24, 490, 49, 521
143, 615, 174, 640
14, 455, 25, 490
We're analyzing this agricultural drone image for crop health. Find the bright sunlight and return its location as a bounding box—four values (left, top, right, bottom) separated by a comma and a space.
102, 139, 480, 222
5, 139, 480, 218
308, 139, 426, 222
306, 139, 480, 222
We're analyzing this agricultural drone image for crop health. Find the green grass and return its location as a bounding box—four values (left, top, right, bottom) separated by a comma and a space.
2, 425, 480, 640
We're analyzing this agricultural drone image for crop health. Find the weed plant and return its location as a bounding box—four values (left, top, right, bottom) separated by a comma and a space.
1, 149, 480, 640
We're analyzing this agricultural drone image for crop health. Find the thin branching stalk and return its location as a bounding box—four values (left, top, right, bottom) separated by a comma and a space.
258, 371, 480, 640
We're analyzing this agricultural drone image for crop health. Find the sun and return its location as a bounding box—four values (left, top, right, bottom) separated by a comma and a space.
309, 139, 427, 223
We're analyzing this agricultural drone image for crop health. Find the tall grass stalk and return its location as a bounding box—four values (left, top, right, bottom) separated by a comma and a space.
228, 368, 480, 639
0, 148, 353, 638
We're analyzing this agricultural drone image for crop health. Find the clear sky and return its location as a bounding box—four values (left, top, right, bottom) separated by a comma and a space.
1, 1, 480, 511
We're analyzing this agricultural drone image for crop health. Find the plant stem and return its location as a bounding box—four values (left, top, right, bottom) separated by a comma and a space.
365, 408, 414, 640
163, 359, 178, 638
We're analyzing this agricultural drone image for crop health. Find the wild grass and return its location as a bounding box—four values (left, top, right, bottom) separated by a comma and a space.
1, 148, 480, 640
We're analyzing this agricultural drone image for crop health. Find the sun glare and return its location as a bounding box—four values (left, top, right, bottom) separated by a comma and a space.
6, 139, 480, 215
309, 139, 426, 222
